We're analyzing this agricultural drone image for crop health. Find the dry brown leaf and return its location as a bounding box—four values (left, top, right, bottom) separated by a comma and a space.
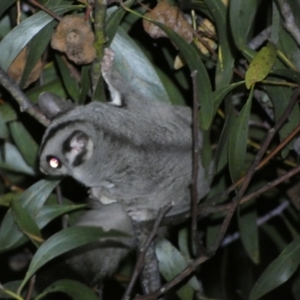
195, 18, 217, 56
7, 47, 43, 88
51, 15, 96, 64
143, 2, 193, 43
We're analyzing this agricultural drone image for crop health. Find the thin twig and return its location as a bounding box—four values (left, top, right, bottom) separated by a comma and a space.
198, 162, 300, 216
25, 275, 35, 300
276, 0, 300, 47
91, 0, 107, 99
28, 0, 62, 21
221, 201, 289, 247
122, 202, 173, 300
134, 253, 211, 300
235, 87, 300, 202
161, 151, 300, 227
206, 114, 300, 206
130, 86, 300, 298
0, 66, 49, 126
55, 185, 69, 229
248, 26, 271, 50
191, 70, 203, 256
210, 86, 300, 252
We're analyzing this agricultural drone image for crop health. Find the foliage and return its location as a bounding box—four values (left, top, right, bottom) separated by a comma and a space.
0, 0, 300, 299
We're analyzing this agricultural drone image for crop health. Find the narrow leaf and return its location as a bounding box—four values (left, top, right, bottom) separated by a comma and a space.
250, 235, 300, 300
19, 226, 127, 292
78, 65, 91, 104
11, 198, 44, 247
0, 103, 17, 122
0, 180, 59, 252
0, 4, 80, 70
213, 81, 244, 116
0, 142, 34, 175
35, 204, 86, 228
0, 192, 21, 207
102, 27, 170, 104
204, 0, 235, 88
270, 69, 300, 83
267, 86, 299, 158
238, 201, 259, 264
20, 22, 55, 88
55, 53, 80, 103
0, 0, 15, 19
152, 22, 213, 129
0, 113, 8, 139
9, 121, 39, 167
228, 87, 253, 182
106, 0, 135, 45
36, 279, 99, 300
156, 238, 200, 300
229, 0, 259, 50
215, 106, 236, 172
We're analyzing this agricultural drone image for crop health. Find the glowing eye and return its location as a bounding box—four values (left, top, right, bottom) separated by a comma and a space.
47, 156, 62, 169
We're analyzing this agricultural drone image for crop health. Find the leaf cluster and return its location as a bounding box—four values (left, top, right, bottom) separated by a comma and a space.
0, 0, 300, 299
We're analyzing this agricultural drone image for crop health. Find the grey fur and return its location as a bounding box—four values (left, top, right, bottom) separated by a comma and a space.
39, 48, 210, 219
39, 97, 209, 219
67, 202, 135, 285
38, 48, 211, 284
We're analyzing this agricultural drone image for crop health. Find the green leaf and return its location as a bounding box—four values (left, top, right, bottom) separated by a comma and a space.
178, 228, 191, 261
206, 212, 225, 248
0, 142, 34, 175
262, 224, 287, 252
249, 235, 300, 300
271, 1, 280, 44
78, 65, 91, 104
35, 204, 86, 228
270, 69, 300, 83
213, 81, 244, 116
238, 201, 259, 264
204, 0, 235, 88
228, 87, 253, 182
11, 198, 43, 247
229, 0, 259, 50
267, 86, 299, 158
0, 113, 8, 139
214, 106, 236, 172
106, 0, 135, 45
277, 9, 300, 71
109, 27, 170, 104
19, 22, 55, 88
152, 21, 213, 129
155, 238, 200, 300
9, 121, 39, 167
19, 226, 127, 292
0, 192, 21, 207
0, 179, 59, 252
0, 0, 15, 19
0, 280, 24, 299
26, 79, 67, 104
245, 42, 277, 89
0, 103, 18, 122
55, 53, 80, 103
36, 279, 99, 300
0, 4, 80, 71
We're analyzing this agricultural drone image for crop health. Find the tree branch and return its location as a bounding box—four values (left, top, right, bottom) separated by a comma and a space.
277, 0, 300, 47
122, 202, 173, 300
0, 66, 49, 126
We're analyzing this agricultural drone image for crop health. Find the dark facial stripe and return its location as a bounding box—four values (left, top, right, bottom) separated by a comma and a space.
72, 148, 88, 167
40, 120, 88, 154
62, 130, 88, 153
62, 130, 89, 167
